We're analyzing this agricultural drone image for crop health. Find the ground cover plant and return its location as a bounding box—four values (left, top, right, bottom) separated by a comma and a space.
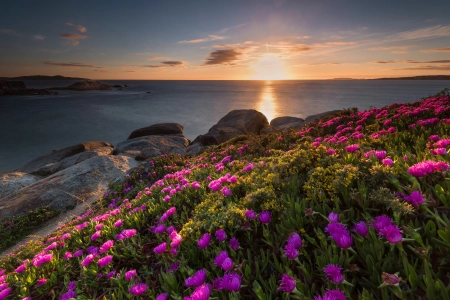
0, 90, 450, 299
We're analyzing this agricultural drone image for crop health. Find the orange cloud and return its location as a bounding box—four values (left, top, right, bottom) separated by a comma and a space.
66, 23, 87, 33
421, 47, 450, 52
179, 35, 225, 44
43, 61, 101, 68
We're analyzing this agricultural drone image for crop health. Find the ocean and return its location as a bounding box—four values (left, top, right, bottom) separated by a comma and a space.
1, 79, 449, 172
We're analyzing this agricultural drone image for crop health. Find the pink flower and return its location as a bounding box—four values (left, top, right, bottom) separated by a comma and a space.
208, 180, 221, 192
323, 264, 344, 284
0, 288, 12, 299
154, 242, 167, 254
287, 232, 302, 249
33, 253, 53, 267
327, 149, 336, 155
228, 175, 237, 183
185, 269, 207, 287
315, 289, 346, 300
156, 293, 169, 300
215, 229, 227, 241
36, 278, 47, 287
197, 233, 211, 249
214, 251, 228, 267
81, 254, 95, 267
375, 150, 386, 160
220, 273, 241, 292
91, 230, 101, 241
125, 269, 137, 281
188, 283, 212, 300
372, 215, 393, 233
129, 283, 147, 296
278, 274, 296, 293
345, 144, 359, 153
380, 225, 403, 244
153, 224, 165, 234
405, 190, 425, 207
192, 181, 201, 189
382, 158, 394, 166
64, 252, 73, 260
328, 212, 339, 223
221, 186, 232, 197
113, 219, 123, 228
283, 244, 299, 260
44, 242, 57, 251
98, 255, 113, 268
95, 223, 103, 230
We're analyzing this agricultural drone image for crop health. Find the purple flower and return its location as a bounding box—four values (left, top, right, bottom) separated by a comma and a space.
328, 212, 339, 223
36, 278, 47, 287
129, 283, 147, 296
382, 272, 400, 286
185, 269, 207, 287
154, 242, 167, 254
228, 175, 237, 184
372, 215, 393, 233
287, 232, 302, 249
229, 237, 239, 250
208, 180, 221, 192
125, 269, 137, 281
215, 229, 227, 241
245, 209, 256, 219
278, 274, 296, 293
73, 249, 83, 257
167, 262, 179, 273
188, 283, 212, 300
68, 281, 76, 291
314, 289, 346, 300
117, 229, 137, 240
61, 291, 76, 300
98, 255, 113, 268
95, 223, 103, 230
376, 150, 386, 160
44, 242, 57, 251
106, 270, 116, 279
156, 293, 169, 300
405, 190, 425, 207
382, 158, 394, 166
81, 254, 95, 267
33, 253, 53, 267
220, 273, 241, 292
100, 240, 114, 254
153, 224, 166, 234
0, 288, 11, 300
214, 251, 228, 267
221, 257, 233, 271
242, 163, 254, 172
323, 264, 344, 284
197, 233, 211, 249
345, 144, 360, 153
258, 211, 271, 224
332, 233, 353, 249
91, 230, 101, 241
114, 219, 123, 228
86, 246, 99, 255
283, 244, 299, 260
221, 186, 232, 197
354, 221, 369, 237
379, 225, 403, 244
64, 252, 73, 260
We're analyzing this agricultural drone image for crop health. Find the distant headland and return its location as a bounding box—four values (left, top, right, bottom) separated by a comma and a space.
371, 75, 450, 80
2, 75, 89, 81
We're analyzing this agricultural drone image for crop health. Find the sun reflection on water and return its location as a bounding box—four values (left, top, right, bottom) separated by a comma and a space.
257, 81, 278, 122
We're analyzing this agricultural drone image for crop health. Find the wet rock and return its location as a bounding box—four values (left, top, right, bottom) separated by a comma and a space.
128, 123, 184, 140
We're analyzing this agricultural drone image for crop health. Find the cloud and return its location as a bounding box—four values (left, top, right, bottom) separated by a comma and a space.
179, 34, 225, 44
142, 61, 186, 68
217, 23, 248, 34
0, 28, 20, 36
326, 42, 357, 45
369, 46, 410, 54
60, 33, 87, 39
43, 61, 100, 68
66, 23, 87, 33
94, 69, 107, 72
269, 42, 313, 56
124, 70, 135, 72
371, 59, 450, 64
370, 60, 400, 64
393, 65, 450, 71
33, 34, 45, 40
421, 47, 450, 52
148, 56, 168, 60
203, 49, 242, 65
394, 25, 450, 40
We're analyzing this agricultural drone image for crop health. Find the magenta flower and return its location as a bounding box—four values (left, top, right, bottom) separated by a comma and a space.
86, 246, 99, 255
163, 195, 171, 202
14, 264, 27, 273
129, 283, 147, 296
220, 273, 241, 292
258, 211, 271, 224
214, 251, 228, 267
95, 223, 103, 230
73, 249, 84, 257
382, 272, 401, 286
228, 175, 237, 183
314, 289, 346, 300
0, 288, 12, 299
208, 180, 221, 192
81, 254, 95, 267
379, 225, 403, 244
382, 158, 394, 166
198, 233, 211, 249
188, 283, 212, 300
405, 190, 425, 207
44, 242, 57, 251
287, 232, 302, 249
323, 264, 344, 284
61, 291, 76, 300
354, 221, 369, 237
64, 252, 73, 260
229, 237, 239, 250
283, 244, 299, 260
91, 230, 101, 241
153, 224, 165, 234
327, 149, 336, 155
221, 186, 232, 197
278, 274, 296, 293
171, 233, 183, 248
242, 163, 254, 172
185, 269, 207, 287
125, 269, 137, 281
375, 150, 386, 160
245, 209, 256, 219
372, 215, 393, 233
154, 242, 167, 254
156, 293, 169, 300
345, 144, 360, 153
113, 219, 123, 228
328, 212, 339, 223
192, 181, 201, 189
117, 229, 137, 240
98, 255, 113, 268
36, 278, 47, 287
215, 229, 227, 241
221, 257, 233, 271
100, 240, 114, 254
33, 253, 53, 267
106, 270, 116, 278
74, 222, 87, 231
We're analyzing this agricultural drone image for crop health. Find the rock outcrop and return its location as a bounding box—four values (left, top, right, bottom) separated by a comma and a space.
17, 141, 113, 176
53, 81, 112, 91
0, 80, 58, 96
128, 123, 184, 140
270, 116, 304, 127
304, 110, 341, 123
193, 110, 268, 147
0, 156, 138, 218
115, 135, 189, 160
0, 172, 43, 200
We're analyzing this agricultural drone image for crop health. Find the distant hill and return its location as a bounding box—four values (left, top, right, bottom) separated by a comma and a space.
7, 75, 89, 81
373, 75, 450, 80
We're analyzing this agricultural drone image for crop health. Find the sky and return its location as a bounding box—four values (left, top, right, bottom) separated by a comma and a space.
1, 0, 450, 80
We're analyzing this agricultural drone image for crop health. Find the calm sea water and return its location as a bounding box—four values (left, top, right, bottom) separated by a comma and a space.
1, 80, 449, 172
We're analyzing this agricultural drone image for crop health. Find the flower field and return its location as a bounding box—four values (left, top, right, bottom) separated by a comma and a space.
0, 90, 450, 299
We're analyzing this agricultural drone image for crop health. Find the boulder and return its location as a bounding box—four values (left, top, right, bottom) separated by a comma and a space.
0, 172, 43, 200
277, 120, 306, 131
305, 110, 341, 123
260, 126, 280, 135
0, 155, 139, 218
270, 116, 304, 127
17, 141, 113, 176
193, 109, 268, 146
128, 123, 184, 140
186, 142, 208, 157
115, 135, 189, 160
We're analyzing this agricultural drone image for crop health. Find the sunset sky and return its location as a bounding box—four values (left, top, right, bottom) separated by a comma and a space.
1, 0, 450, 80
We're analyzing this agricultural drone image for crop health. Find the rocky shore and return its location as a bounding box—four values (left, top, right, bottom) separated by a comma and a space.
0, 80, 58, 95
0, 108, 340, 218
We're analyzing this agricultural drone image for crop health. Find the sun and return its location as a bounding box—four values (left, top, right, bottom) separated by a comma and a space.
252, 53, 288, 80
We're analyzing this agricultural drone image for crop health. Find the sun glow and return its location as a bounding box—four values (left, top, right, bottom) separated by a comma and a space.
252, 53, 288, 80
257, 81, 278, 122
